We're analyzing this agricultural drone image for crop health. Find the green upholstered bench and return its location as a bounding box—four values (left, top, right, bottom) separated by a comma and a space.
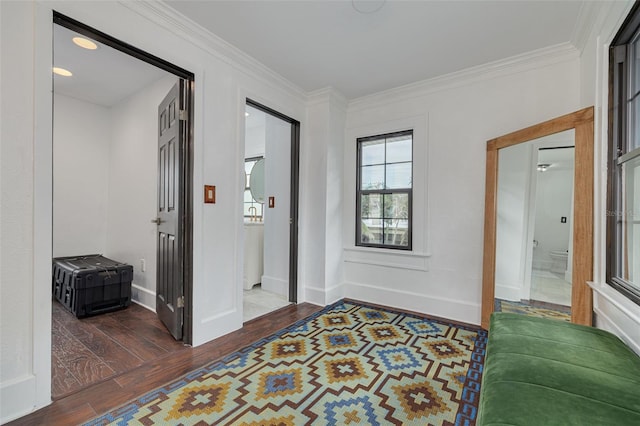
477, 312, 640, 425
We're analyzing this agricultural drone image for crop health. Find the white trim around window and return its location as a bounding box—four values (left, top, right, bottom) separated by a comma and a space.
344, 114, 429, 264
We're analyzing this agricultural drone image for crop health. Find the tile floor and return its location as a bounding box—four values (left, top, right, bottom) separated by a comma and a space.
530, 268, 572, 307
243, 285, 291, 322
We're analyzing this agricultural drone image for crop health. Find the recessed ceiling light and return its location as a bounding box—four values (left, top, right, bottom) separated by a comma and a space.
245, 112, 250, 117
72, 36, 98, 50
352, 0, 386, 14
52, 67, 72, 77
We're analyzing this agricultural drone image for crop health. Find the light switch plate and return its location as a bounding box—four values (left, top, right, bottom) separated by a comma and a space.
204, 185, 216, 204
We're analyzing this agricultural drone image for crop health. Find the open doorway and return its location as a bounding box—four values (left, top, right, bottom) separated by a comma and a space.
242, 100, 300, 322
527, 144, 575, 310
51, 13, 194, 398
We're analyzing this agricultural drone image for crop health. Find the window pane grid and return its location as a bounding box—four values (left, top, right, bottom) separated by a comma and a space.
609, 18, 640, 306
357, 130, 412, 250
383, 160, 412, 165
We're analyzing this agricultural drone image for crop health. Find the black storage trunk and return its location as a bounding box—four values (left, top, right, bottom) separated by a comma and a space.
52, 255, 132, 318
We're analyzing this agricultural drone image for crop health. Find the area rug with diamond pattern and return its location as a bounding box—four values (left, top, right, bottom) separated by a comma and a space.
495, 298, 571, 322
85, 300, 487, 426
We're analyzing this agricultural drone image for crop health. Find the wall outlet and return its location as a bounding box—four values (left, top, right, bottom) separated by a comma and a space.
141, 258, 146, 272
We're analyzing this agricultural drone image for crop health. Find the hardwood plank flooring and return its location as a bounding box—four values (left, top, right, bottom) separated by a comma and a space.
51, 352, 82, 397
51, 316, 116, 390
50, 300, 186, 400
9, 302, 322, 426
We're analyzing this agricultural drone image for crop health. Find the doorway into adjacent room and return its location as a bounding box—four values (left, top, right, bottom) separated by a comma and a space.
242, 100, 300, 322
51, 13, 194, 398
528, 145, 575, 310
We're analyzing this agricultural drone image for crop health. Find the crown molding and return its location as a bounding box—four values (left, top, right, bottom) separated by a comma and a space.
120, 0, 307, 100
119, 1, 583, 115
571, 1, 610, 54
348, 42, 580, 112
307, 87, 348, 111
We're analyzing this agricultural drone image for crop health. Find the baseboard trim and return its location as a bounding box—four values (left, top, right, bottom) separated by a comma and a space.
593, 305, 640, 356
131, 283, 155, 312
261, 275, 288, 297
195, 307, 241, 347
589, 281, 640, 355
0, 374, 43, 424
304, 283, 343, 306
344, 281, 480, 325
494, 282, 524, 302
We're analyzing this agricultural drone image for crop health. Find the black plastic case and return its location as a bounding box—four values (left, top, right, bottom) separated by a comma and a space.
52, 255, 132, 318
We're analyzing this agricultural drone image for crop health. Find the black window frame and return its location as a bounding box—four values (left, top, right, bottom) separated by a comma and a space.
607, 0, 640, 306
356, 130, 413, 250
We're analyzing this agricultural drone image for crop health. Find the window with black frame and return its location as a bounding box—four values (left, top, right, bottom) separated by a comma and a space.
608, 1, 640, 306
356, 130, 412, 250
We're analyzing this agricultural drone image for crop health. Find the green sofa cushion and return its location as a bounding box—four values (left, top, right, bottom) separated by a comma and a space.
477, 313, 640, 425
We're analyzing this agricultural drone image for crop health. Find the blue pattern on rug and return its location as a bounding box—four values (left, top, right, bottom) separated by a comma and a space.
84, 300, 487, 426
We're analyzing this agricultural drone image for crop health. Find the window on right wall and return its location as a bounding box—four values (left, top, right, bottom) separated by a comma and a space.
608, 1, 640, 306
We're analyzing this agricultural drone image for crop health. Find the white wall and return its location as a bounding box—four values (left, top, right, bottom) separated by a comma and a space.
1, 1, 49, 419
342, 49, 581, 325
53, 94, 111, 257
106, 75, 176, 310
324, 94, 347, 301
245, 111, 266, 159
495, 143, 532, 301
53, 76, 174, 311
1, 0, 56, 418
262, 115, 291, 296
301, 96, 329, 300
302, 89, 347, 304
532, 167, 573, 270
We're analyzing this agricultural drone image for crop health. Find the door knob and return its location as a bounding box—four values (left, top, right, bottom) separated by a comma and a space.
151, 217, 165, 224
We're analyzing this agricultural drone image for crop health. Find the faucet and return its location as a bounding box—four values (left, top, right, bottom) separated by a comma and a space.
248, 206, 257, 222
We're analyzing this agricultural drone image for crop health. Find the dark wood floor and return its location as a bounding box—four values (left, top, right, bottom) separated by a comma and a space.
10, 302, 323, 426
51, 300, 187, 399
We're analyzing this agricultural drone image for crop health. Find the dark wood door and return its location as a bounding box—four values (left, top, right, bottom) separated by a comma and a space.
155, 81, 184, 340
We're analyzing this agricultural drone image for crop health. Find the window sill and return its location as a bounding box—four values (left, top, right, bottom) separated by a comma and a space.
344, 246, 431, 271
588, 281, 640, 326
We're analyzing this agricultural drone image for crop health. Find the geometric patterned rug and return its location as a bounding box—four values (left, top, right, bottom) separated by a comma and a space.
495, 298, 571, 322
84, 300, 487, 425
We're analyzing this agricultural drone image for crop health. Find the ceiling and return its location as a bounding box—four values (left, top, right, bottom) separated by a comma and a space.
538, 146, 574, 171
53, 1, 588, 106
166, 0, 586, 99
53, 24, 170, 106
538, 130, 575, 171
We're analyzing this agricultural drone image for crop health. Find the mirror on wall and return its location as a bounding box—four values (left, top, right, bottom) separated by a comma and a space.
249, 158, 265, 204
481, 108, 594, 329
495, 132, 574, 320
